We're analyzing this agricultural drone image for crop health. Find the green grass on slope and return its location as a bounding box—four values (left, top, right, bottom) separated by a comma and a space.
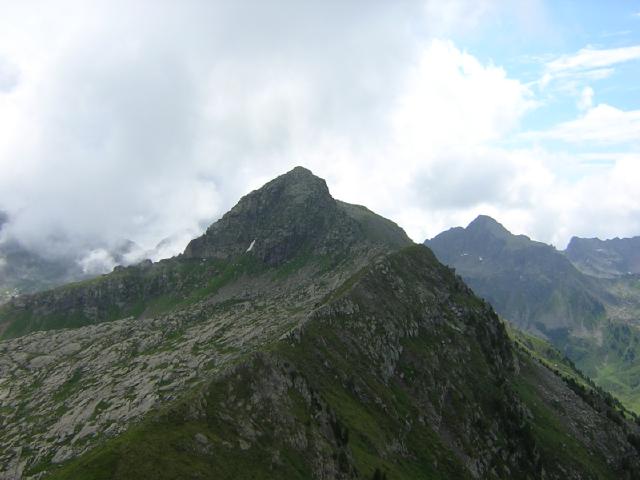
0, 248, 347, 340
508, 325, 586, 385
513, 355, 617, 480
42, 246, 637, 479
561, 322, 640, 414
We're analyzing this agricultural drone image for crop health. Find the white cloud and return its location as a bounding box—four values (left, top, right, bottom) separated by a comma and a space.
547, 45, 640, 72
539, 45, 640, 92
0, 0, 637, 267
78, 249, 117, 275
0, 56, 19, 92
0, 0, 523, 261
523, 103, 640, 145
391, 40, 535, 152
577, 86, 594, 110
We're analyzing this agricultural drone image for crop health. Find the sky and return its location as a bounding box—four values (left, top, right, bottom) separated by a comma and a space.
0, 0, 639, 271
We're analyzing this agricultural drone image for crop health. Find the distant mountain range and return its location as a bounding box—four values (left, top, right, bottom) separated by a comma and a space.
566, 236, 640, 278
427, 216, 640, 412
2, 168, 639, 479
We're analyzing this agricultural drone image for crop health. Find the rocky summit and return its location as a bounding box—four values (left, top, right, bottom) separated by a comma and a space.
2, 169, 640, 479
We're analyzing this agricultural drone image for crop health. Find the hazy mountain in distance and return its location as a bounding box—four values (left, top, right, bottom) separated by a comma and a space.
427, 215, 608, 337
565, 236, 640, 278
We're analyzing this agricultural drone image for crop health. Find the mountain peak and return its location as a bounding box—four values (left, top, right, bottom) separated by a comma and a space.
262, 166, 331, 204
466, 215, 511, 238
183, 167, 409, 265
288, 165, 313, 176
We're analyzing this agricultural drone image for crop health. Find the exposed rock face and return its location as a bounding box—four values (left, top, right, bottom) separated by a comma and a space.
183, 166, 340, 266
566, 236, 640, 278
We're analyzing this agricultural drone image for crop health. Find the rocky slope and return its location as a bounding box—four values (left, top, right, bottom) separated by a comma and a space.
1, 169, 639, 479
426, 216, 640, 412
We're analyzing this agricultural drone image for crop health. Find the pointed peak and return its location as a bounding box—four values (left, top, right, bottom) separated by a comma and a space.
183, 167, 338, 265
255, 166, 330, 205
183, 167, 410, 265
288, 165, 314, 176
468, 215, 500, 227
467, 215, 511, 237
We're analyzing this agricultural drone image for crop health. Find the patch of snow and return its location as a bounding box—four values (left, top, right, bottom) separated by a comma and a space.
246, 239, 256, 253
461, 253, 469, 256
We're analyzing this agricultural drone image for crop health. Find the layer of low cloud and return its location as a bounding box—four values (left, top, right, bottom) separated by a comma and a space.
0, 0, 638, 272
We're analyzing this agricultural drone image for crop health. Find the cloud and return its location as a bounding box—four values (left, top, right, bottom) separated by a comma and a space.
546, 45, 640, 72
78, 249, 117, 275
0, 0, 638, 268
0, 0, 516, 261
0, 57, 19, 92
523, 103, 640, 145
539, 45, 640, 92
577, 86, 594, 110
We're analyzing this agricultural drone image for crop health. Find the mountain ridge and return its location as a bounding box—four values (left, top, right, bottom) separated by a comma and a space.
2, 175, 640, 479
566, 236, 640, 278
0, 167, 411, 340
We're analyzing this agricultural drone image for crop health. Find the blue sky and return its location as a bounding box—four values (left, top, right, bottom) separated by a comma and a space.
0, 1, 638, 270
459, 2, 640, 131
